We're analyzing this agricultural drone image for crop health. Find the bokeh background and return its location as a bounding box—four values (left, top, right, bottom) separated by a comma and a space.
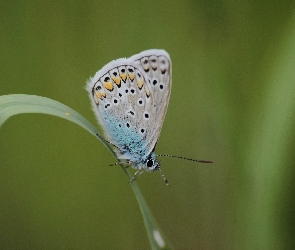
1, 1, 295, 249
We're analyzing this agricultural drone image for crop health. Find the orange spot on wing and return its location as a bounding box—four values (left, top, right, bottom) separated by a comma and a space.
137, 78, 144, 89
128, 73, 135, 81
96, 91, 103, 99
103, 81, 114, 91
94, 96, 99, 104
145, 88, 150, 97
111, 76, 121, 86
120, 73, 127, 82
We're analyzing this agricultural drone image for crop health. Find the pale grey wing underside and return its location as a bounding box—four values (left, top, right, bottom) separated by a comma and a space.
87, 49, 171, 159
131, 49, 172, 154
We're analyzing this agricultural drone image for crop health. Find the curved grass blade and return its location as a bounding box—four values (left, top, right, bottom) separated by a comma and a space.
0, 94, 171, 249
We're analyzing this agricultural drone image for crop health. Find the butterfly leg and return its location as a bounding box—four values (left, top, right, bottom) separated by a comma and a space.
109, 161, 128, 166
130, 169, 144, 183
109, 160, 137, 167
96, 134, 120, 150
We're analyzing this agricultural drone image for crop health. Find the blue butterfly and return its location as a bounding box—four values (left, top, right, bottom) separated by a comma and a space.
87, 49, 211, 185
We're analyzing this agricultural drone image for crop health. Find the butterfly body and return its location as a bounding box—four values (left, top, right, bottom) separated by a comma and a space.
87, 50, 171, 176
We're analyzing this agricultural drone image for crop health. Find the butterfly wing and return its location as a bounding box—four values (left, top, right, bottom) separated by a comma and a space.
131, 49, 172, 153
87, 49, 171, 162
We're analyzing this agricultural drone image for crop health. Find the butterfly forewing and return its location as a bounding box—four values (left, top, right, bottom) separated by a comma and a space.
131, 50, 172, 152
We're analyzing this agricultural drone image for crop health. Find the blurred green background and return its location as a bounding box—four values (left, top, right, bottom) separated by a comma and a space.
1, 1, 295, 249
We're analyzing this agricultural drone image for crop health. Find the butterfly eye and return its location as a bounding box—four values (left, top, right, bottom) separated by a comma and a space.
146, 159, 154, 168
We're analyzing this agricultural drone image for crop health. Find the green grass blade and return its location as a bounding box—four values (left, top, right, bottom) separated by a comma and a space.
0, 94, 171, 250
241, 16, 295, 249
0, 94, 99, 139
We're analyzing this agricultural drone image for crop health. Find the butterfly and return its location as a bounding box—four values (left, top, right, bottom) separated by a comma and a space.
87, 49, 212, 185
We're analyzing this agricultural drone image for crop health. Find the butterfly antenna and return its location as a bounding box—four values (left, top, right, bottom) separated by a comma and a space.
157, 154, 213, 164
157, 160, 169, 186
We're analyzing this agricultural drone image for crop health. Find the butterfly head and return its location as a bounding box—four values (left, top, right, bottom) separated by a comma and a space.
144, 153, 160, 172
142, 153, 169, 185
